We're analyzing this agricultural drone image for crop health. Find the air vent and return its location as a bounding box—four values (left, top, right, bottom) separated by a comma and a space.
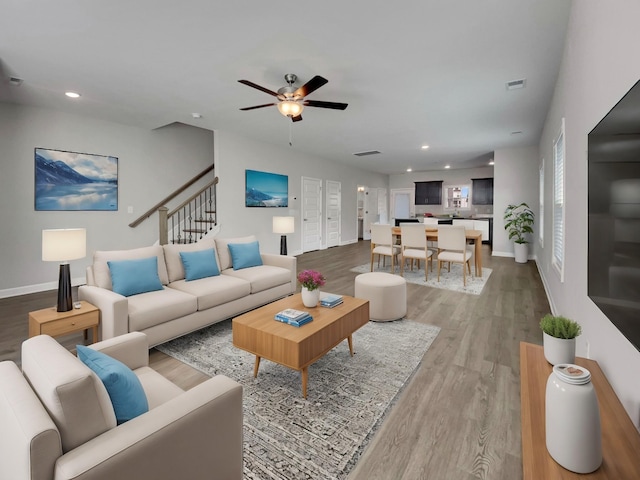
506, 79, 526, 90
353, 150, 381, 157
8, 76, 24, 86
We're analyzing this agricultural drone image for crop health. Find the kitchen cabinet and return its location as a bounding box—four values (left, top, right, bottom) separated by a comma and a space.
415, 181, 443, 205
472, 178, 494, 205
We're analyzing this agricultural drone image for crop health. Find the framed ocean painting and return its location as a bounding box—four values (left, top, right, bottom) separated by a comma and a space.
35, 148, 118, 211
245, 169, 288, 207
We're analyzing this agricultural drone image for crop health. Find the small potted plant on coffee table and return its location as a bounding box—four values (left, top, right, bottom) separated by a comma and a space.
297, 269, 326, 307
540, 314, 582, 365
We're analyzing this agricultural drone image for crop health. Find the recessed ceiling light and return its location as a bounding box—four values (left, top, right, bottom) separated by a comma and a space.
192, 113, 202, 119
65, 91, 81, 98
421, 145, 430, 150
444, 165, 451, 169
406, 168, 412, 172
489, 160, 495, 165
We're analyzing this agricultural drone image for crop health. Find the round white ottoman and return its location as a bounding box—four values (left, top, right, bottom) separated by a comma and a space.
354, 272, 407, 322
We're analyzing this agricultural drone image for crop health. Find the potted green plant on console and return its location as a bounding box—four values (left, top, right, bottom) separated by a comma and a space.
503, 202, 535, 263
540, 314, 582, 365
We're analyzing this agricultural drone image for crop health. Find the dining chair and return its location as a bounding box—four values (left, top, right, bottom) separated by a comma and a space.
436, 225, 475, 286
370, 224, 401, 273
400, 224, 433, 280
423, 217, 440, 252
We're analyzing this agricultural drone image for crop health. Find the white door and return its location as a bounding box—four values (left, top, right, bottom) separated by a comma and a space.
326, 180, 341, 248
302, 177, 322, 252
391, 188, 414, 224
363, 187, 378, 240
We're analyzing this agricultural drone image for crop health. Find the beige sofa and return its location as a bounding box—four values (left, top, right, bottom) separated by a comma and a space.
0, 332, 243, 480
78, 235, 296, 346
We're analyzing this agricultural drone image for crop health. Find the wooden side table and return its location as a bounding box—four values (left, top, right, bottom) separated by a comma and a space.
29, 301, 100, 344
520, 342, 640, 479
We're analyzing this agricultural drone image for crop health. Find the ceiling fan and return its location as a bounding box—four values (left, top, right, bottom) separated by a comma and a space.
238, 73, 348, 122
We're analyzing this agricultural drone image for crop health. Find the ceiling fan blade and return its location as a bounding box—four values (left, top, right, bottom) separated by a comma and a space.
303, 100, 348, 110
238, 79, 278, 97
239, 103, 276, 111
294, 75, 328, 98
291, 114, 303, 122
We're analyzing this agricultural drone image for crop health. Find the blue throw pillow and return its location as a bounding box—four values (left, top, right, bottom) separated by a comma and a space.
107, 257, 163, 297
180, 248, 220, 281
76, 345, 149, 425
228, 241, 263, 270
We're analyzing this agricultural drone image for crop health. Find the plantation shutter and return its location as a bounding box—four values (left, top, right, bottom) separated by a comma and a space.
553, 120, 565, 280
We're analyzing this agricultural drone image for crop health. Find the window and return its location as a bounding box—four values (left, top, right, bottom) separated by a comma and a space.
553, 120, 565, 280
444, 185, 470, 211
539, 159, 544, 247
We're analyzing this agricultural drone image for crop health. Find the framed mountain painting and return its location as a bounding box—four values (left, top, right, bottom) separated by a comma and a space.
245, 169, 288, 207
35, 148, 118, 211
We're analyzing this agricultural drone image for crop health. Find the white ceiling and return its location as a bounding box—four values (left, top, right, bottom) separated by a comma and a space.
0, 0, 571, 175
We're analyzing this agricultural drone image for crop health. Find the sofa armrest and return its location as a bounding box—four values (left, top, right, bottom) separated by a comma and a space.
78, 285, 129, 341
0, 361, 62, 480
262, 252, 297, 290
54, 375, 243, 480
89, 332, 149, 370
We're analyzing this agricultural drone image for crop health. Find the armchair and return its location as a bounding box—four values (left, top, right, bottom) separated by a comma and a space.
0, 333, 243, 480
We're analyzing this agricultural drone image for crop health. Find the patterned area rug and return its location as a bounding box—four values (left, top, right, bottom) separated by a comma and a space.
351, 262, 492, 295
156, 318, 440, 480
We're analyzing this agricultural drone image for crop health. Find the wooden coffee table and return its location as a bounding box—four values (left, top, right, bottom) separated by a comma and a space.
232, 293, 369, 398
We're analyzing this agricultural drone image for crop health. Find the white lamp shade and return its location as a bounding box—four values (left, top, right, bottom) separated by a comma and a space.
273, 216, 295, 234
42, 228, 87, 262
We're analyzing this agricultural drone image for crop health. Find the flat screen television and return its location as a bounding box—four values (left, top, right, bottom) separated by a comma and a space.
245, 169, 288, 207
588, 78, 640, 351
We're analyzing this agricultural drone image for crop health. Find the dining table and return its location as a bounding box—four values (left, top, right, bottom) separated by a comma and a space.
391, 226, 483, 276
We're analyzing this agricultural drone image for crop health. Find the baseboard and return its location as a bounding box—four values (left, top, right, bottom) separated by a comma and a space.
0, 276, 85, 299
535, 258, 557, 315
492, 250, 535, 260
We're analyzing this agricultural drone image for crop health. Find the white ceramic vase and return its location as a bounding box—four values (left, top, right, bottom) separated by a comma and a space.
543, 332, 576, 365
514, 242, 528, 263
301, 287, 320, 308
545, 364, 602, 473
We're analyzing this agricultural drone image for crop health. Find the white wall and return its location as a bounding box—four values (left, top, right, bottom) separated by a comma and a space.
0, 103, 214, 296
0, 103, 387, 296
215, 130, 388, 255
492, 146, 539, 257
538, 0, 640, 426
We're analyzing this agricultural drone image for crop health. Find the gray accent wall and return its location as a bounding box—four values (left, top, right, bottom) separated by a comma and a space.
0, 103, 387, 296
492, 146, 539, 258
538, 0, 640, 426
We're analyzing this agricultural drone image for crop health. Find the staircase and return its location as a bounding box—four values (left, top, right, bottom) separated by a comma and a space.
160, 177, 218, 244
128, 166, 218, 245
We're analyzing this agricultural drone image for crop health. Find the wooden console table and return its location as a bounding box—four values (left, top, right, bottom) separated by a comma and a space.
520, 342, 640, 479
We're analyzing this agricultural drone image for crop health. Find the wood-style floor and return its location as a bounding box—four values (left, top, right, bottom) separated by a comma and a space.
0, 240, 550, 480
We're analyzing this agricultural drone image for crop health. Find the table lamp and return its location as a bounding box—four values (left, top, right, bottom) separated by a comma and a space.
272, 216, 294, 255
42, 228, 87, 312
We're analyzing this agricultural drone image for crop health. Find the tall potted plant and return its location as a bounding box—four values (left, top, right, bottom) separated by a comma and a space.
503, 202, 535, 263
540, 314, 582, 365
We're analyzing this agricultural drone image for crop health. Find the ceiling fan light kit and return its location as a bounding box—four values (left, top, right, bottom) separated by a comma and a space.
239, 73, 347, 123
277, 100, 304, 117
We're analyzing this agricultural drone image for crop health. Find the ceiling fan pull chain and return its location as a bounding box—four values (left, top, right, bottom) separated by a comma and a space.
289, 121, 293, 147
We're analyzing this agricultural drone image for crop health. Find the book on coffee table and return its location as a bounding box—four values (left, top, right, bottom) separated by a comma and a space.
274, 312, 313, 327
320, 293, 344, 308
276, 308, 310, 321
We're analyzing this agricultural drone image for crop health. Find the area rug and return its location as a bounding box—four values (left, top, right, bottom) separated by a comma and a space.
156, 319, 440, 480
350, 262, 492, 295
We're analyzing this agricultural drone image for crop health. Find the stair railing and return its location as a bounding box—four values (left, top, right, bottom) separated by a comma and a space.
128, 165, 218, 245
159, 177, 218, 244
